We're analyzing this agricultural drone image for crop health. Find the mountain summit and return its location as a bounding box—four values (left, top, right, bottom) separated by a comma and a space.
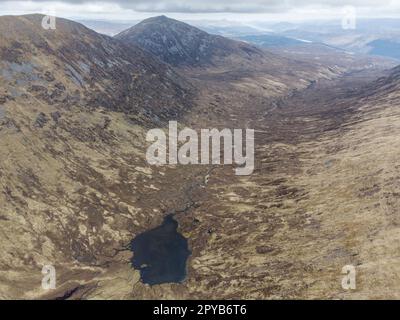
115, 15, 264, 67
0, 14, 193, 121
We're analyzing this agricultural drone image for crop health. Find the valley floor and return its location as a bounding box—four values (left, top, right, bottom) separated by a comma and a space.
123, 68, 400, 299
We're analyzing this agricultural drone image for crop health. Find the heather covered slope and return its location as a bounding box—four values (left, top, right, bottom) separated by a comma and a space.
166, 64, 400, 299
0, 14, 196, 299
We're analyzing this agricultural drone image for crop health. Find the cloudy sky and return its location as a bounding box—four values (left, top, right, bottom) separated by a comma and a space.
1, 0, 400, 22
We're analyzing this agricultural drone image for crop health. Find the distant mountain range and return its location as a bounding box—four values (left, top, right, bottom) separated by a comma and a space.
265, 19, 400, 61
80, 17, 400, 61
236, 34, 307, 47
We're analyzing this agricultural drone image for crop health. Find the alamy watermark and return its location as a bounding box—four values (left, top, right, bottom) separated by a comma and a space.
41, 9, 57, 30
146, 121, 255, 175
342, 6, 357, 30
341, 265, 356, 290
41, 265, 56, 290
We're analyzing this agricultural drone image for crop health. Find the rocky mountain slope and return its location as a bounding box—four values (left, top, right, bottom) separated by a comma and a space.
0, 14, 196, 299
0, 14, 193, 123
115, 15, 266, 67
116, 16, 395, 94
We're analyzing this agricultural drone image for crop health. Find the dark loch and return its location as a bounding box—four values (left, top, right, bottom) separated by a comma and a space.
130, 214, 191, 285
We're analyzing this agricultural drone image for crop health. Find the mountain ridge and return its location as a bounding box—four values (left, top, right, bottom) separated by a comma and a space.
115, 15, 265, 67
0, 14, 194, 122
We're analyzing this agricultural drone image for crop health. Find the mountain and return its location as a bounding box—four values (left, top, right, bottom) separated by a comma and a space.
2, 13, 400, 300
115, 15, 265, 67
0, 14, 193, 123
0, 14, 195, 299
0, 14, 341, 299
115, 15, 395, 89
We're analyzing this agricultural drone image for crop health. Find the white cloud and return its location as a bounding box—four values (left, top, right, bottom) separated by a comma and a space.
0, 0, 399, 21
